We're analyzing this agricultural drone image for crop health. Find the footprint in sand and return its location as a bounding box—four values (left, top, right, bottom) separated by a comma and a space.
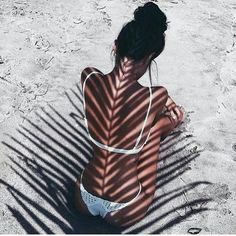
231, 20, 236, 37
0, 56, 5, 64
232, 143, 236, 152
202, 183, 231, 204
28, 34, 51, 52
12, 5, 26, 16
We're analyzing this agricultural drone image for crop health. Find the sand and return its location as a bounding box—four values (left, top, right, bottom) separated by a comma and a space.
0, 0, 236, 233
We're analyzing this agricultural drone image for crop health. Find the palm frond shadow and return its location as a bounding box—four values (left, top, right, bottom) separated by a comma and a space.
0, 83, 212, 233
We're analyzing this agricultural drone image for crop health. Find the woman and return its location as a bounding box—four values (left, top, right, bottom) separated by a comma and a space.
74, 2, 185, 227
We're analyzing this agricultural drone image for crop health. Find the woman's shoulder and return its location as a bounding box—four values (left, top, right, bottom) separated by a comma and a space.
80, 67, 104, 86
140, 84, 168, 96
81, 66, 104, 75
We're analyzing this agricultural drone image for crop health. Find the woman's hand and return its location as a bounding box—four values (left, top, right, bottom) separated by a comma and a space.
165, 95, 176, 111
164, 96, 186, 128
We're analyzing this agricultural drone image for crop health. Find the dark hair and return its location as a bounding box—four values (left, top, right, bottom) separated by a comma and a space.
112, 2, 168, 85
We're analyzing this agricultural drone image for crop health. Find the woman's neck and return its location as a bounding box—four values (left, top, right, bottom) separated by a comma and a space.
105, 59, 140, 83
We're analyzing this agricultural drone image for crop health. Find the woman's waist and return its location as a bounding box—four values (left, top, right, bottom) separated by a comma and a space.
81, 164, 141, 203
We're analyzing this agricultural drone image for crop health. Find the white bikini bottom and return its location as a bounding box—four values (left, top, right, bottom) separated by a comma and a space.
80, 170, 142, 218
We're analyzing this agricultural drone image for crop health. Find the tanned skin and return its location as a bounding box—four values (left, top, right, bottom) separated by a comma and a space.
74, 48, 185, 227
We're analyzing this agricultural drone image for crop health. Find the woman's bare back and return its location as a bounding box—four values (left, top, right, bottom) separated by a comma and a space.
81, 67, 168, 203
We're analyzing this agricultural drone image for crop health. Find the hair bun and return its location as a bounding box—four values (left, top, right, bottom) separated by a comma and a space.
134, 2, 167, 33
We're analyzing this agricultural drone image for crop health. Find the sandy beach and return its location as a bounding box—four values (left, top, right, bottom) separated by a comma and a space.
0, 0, 236, 233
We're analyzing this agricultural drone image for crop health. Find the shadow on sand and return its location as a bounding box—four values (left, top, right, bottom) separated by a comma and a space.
0, 83, 212, 233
